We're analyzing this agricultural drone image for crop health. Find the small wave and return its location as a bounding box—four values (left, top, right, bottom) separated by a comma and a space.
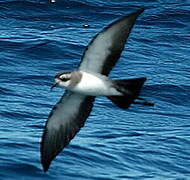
143, 84, 190, 106
0, 86, 13, 95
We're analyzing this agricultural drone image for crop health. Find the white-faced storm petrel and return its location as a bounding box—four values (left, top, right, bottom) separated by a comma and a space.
41, 8, 153, 172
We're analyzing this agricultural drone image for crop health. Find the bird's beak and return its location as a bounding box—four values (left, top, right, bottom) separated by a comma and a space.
50, 82, 58, 91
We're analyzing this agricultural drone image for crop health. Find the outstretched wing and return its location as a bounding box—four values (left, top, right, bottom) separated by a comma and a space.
41, 91, 95, 172
79, 9, 144, 75
41, 9, 144, 172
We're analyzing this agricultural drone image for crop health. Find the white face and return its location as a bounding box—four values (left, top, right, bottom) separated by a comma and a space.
54, 72, 72, 88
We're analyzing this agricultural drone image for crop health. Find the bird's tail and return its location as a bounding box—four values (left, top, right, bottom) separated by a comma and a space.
107, 77, 153, 109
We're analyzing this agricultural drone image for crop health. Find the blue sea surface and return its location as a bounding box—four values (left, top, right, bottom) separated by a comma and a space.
0, 0, 190, 179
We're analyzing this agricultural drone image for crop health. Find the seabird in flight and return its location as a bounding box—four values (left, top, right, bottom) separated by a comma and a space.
41, 8, 153, 172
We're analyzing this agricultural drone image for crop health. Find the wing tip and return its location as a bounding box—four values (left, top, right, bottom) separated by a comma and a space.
40, 147, 53, 172
40, 132, 52, 172
129, 7, 145, 19
41, 161, 50, 172
40, 150, 51, 172
138, 7, 145, 14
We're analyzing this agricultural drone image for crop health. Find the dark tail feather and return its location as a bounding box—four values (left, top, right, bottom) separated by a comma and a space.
107, 77, 147, 109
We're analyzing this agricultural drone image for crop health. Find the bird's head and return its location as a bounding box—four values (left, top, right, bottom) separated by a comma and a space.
51, 72, 72, 90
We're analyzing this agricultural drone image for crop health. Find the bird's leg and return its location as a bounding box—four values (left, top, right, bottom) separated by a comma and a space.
134, 97, 154, 106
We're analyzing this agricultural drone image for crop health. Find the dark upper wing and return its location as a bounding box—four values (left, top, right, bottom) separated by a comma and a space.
79, 9, 144, 76
41, 91, 95, 172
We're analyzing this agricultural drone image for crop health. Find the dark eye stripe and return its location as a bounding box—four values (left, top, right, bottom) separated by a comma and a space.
61, 77, 70, 82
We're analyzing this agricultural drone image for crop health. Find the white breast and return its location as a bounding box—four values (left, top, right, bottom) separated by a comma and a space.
71, 71, 119, 96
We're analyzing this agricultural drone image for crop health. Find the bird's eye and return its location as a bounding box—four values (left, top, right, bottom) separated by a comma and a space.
61, 77, 69, 82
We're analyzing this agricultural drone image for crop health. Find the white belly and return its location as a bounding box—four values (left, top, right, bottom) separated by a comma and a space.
71, 72, 120, 96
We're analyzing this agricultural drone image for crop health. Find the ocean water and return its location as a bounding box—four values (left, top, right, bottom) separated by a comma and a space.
0, 0, 190, 179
